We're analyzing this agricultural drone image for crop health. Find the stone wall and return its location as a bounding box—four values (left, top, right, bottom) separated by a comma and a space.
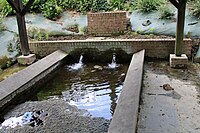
87, 11, 127, 36
29, 39, 192, 59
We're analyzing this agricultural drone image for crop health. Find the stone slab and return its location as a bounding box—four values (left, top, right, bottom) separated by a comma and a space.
0, 50, 68, 110
108, 50, 145, 133
137, 65, 200, 133
170, 54, 188, 68
17, 54, 36, 65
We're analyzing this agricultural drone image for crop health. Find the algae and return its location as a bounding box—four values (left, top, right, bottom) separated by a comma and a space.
0, 64, 26, 81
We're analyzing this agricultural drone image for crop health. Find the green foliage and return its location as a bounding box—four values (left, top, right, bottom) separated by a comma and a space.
191, 0, 200, 18
91, 0, 109, 12
0, 0, 15, 16
58, 0, 77, 10
108, 0, 124, 10
0, 0, 133, 19
27, 0, 47, 13
79, 26, 88, 34
0, 56, 12, 69
132, 0, 166, 13
42, 0, 63, 20
159, 4, 174, 19
0, 15, 6, 31
52, 0, 109, 13
28, 27, 49, 40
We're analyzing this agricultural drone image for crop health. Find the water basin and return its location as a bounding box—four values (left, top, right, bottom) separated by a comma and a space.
35, 63, 128, 119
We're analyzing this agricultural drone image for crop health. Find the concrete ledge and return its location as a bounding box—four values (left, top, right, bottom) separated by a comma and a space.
17, 54, 36, 65
108, 50, 145, 133
0, 50, 68, 111
170, 54, 188, 68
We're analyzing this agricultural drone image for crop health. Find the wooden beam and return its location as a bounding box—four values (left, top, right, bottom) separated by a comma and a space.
175, 2, 186, 56
169, 0, 179, 8
16, 0, 30, 55
6, 0, 19, 12
21, 0, 35, 16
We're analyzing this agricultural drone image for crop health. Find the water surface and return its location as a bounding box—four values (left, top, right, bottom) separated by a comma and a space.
35, 63, 128, 119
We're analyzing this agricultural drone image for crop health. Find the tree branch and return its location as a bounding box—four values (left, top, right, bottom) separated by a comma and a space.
21, 0, 35, 16
169, 0, 179, 8
6, 0, 19, 12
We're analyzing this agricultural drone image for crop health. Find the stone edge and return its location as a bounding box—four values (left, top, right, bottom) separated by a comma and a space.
0, 50, 68, 111
108, 50, 145, 133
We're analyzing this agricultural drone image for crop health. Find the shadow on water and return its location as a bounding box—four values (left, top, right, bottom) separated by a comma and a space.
33, 63, 128, 119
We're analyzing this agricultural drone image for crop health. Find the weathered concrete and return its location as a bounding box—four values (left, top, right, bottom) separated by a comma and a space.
17, 54, 36, 65
108, 50, 145, 133
137, 62, 200, 133
170, 54, 188, 68
0, 50, 68, 111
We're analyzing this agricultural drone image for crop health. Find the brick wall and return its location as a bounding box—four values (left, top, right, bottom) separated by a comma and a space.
87, 11, 127, 36
29, 39, 192, 59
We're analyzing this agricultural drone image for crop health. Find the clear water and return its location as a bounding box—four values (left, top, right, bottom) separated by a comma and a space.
35, 63, 128, 119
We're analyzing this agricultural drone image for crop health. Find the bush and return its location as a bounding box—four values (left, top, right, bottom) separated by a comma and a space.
0, 56, 12, 69
28, 27, 49, 40
42, 0, 63, 20
27, 0, 47, 13
0, 0, 132, 19
0, 0, 15, 16
191, 0, 200, 18
59, 0, 109, 13
91, 0, 109, 12
58, 0, 77, 10
159, 4, 174, 19
108, 0, 124, 10
133, 0, 166, 13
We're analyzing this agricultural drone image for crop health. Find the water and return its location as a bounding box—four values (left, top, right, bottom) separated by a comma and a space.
108, 54, 119, 69
68, 55, 83, 70
0, 111, 43, 129
35, 63, 128, 119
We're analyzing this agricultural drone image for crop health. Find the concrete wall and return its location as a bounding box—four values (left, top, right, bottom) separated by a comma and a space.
29, 39, 192, 58
88, 11, 127, 36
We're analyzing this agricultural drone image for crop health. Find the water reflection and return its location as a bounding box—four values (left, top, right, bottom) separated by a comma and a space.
35, 63, 128, 119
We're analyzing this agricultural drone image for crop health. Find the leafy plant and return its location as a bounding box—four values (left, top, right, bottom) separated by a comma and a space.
159, 3, 175, 19
58, 0, 77, 10
0, 56, 12, 69
108, 0, 124, 10
0, 15, 6, 31
28, 26, 49, 40
42, 0, 63, 20
27, 0, 47, 13
91, 0, 109, 12
191, 0, 200, 18
0, 0, 15, 16
79, 26, 88, 34
132, 0, 166, 13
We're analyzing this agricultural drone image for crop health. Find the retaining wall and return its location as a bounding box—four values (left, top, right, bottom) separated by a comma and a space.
87, 11, 127, 36
29, 39, 192, 58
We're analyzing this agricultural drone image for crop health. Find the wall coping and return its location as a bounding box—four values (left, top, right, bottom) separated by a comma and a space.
30, 38, 192, 43
87, 11, 127, 14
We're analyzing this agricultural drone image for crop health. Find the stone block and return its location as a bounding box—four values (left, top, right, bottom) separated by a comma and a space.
170, 54, 188, 68
17, 54, 36, 65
